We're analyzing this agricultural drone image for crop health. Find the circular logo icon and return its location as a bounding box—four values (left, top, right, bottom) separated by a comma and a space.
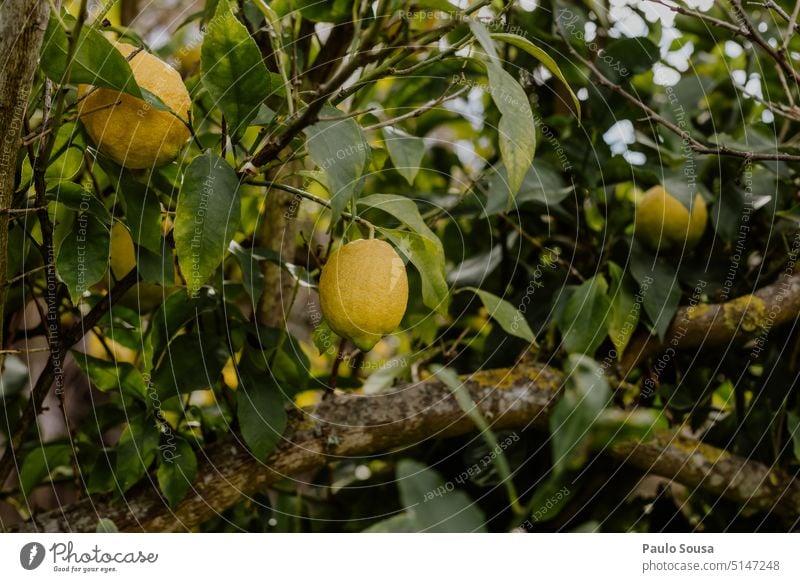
19, 542, 45, 570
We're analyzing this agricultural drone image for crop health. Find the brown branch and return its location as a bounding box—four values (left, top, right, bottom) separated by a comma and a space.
622, 272, 800, 372
7, 363, 799, 532
559, 24, 800, 162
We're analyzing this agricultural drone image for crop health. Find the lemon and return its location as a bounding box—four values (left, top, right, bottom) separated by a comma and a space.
78, 43, 191, 169
635, 185, 707, 251
319, 239, 409, 352
109, 223, 174, 312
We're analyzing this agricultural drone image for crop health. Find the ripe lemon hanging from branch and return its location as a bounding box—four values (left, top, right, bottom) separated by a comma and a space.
319, 239, 409, 352
78, 43, 191, 169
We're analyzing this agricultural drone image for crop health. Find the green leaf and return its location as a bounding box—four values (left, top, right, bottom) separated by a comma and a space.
491, 32, 581, 121
304, 106, 367, 226
394, 459, 487, 532
157, 438, 198, 508
549, 355, 610, 475
152, 334, 229, 399
118, 173, 162, 253
483, 163, 571, 216
56, 213, 109, 302
145, 289, 218, 370
237, 375, 287, 461
200, 0, 271, 135
607, 262, 638, 357
600, 37, 659, 80
382, 127, 425, 185
468, 20, 500, 65
312, 318, 340, 356
629, 243, 681, 339
486, 64, 536, 199
41, 12, 142, 97
19, 444, 72, 497
431, 365, 521, 512
115, 415, 160, 492
47, 182, 112, 226
96, 518, 118, 533
461, 287, 536, 343
73, 352, 148, 401
381, 228, 450, 315
229, 241, 315, 303
358, 194, 440, 251
175, 151, 241, 295
557, 275, 611, 355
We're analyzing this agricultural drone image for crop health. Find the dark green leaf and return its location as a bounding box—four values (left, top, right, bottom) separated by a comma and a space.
382, 127, 425, 185
73, 352, 148, 401
200, 0, 271, 135
549, 355, 610, 475
47, 182, 112, 225
115, 415, 160, 492
237, 376, 287, 461
56, 213, 109, 302
157, 438, 198, 507
19, 444, 72, 497
461, 287, 536, 343
607, 261, 638, 357
175, 151, 241, 295
153, 334, 229, 399
41, 12, 142, 96
118, 173, 162, 253
629, 243, 681, 339
304, 106, 367, 225
395, 459, 487, 532
557, 275, 611, 355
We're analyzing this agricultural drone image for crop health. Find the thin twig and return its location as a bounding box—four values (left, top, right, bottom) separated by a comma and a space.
363, 84, 468, 131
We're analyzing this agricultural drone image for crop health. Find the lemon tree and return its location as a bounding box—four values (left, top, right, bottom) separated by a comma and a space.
1, 0, 799, 535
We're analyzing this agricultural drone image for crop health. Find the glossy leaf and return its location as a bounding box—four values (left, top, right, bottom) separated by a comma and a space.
304, 106, 367, 226
157, 439, 198, 508
115, 415, 160, 492
237, 375, 287, 461
381, 228, 449, 315
200, 0, 271, 135
394, 459, 487, 532
41, 12, 141, 96
175, 151, 241, 296
461, 287, 536, 343
56, 213, 109, 302
557, 275, 611, 355
382, 127, 425, 185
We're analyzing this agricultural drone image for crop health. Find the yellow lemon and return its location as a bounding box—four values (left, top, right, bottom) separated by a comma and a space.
319, 239, 409, 352
78, 43, 191, 169
109, 223, 174, 312
635, 185, 707, 251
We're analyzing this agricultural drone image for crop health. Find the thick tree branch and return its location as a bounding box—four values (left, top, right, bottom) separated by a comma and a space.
8, 364, 799, 532
622, 272, 800, 371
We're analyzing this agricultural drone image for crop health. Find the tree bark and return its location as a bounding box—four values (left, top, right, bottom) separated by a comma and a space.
0, 0, 50, 369
622, 272, 800, 371
8, 365, 799, 532
255, 166, 300, 327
